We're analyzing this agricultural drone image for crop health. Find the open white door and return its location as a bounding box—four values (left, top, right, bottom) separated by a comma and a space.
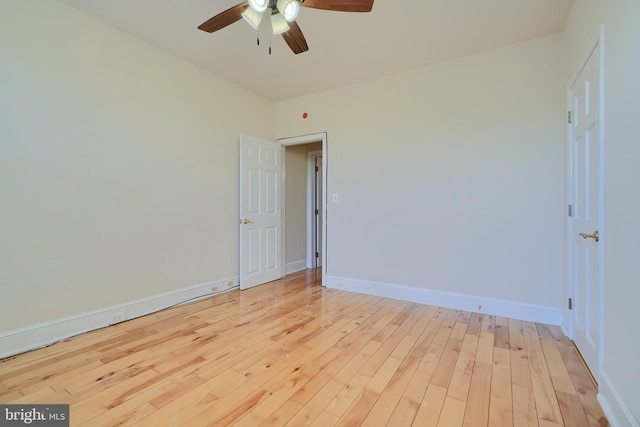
239, 134, 282, 290
568, 41, 603, 382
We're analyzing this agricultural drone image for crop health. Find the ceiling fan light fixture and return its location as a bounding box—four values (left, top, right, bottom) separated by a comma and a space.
241, 7, 263, 30
276, 0, 300, 22
271, 12, 290, 35
248, 0, 269, 13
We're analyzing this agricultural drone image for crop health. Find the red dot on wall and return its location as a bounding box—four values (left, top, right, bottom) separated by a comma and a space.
303, 112, 308, 119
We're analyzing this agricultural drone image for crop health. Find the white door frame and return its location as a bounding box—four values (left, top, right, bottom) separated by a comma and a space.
564, 26, 605, 383
307, 150, 323, 269
277, 133, 328, 286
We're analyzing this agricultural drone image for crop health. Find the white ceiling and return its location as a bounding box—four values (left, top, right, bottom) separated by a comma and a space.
56, 0, 574, 101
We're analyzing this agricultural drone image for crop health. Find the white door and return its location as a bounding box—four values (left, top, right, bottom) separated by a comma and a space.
314, 155, 323, 268
568, 43, 602, 381
239, 134, 282, 290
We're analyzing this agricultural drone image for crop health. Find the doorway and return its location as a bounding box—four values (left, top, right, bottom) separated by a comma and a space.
278, 133, 328, 286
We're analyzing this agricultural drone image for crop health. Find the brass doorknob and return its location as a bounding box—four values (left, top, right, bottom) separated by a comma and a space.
579, 230, 599, 242
240, 218, 254, 225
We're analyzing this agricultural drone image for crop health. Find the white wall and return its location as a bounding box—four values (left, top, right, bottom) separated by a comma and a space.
275, 34, 566, 318
565, 2, 640, 426
0, 1, 273, 336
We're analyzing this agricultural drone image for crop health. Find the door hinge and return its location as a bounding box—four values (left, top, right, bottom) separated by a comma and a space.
568, 297, 573, 310
568, 204, 573, 217
315, 251, 319, 258
315, 209, 319, 215
568, 111, 573, 124
315, 166, 319, 172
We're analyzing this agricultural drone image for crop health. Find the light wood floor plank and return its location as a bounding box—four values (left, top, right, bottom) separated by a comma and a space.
447, 334, 477, 401
283, 379, 342, 426
509, 319, 539, 427
430, 319, 467, 388
539, 336, 577, 396
309, 410, 340, 427
523, 321, 564, 425
556, 390, 591, 427
489, 346, 513, 427
387, 398, 420, 426
0, 269, 608, 426
335, 388, 379, 427
326, 374, 370, 418
438, 396, 466, 427
462, 361, 492, 427
413, 383, 447, 426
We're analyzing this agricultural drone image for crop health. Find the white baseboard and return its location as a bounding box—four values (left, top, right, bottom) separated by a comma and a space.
286, 260, 307, 275
598, 371, 640, 427
325, 276, 562, 325
0, 277, 239, 360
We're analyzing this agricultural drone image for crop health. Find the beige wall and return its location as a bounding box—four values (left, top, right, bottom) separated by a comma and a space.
0, 0, 273, 331
565, 1, 640, 424
275, 33, 566, 309
285, 143, 322, 268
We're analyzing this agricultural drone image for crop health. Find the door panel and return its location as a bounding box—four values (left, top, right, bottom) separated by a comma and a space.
569, 44, 602, 380
240, 134, 282, 290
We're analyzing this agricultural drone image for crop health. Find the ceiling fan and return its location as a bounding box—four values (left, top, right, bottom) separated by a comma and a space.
198, 0, 374, 54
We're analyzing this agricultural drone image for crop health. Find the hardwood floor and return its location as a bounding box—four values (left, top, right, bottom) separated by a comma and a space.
0, 269, 608, 426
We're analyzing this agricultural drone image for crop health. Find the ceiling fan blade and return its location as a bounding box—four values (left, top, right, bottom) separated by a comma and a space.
282, 21, 309, 54
198, 1, 248, 33
300, 0, 374, 12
